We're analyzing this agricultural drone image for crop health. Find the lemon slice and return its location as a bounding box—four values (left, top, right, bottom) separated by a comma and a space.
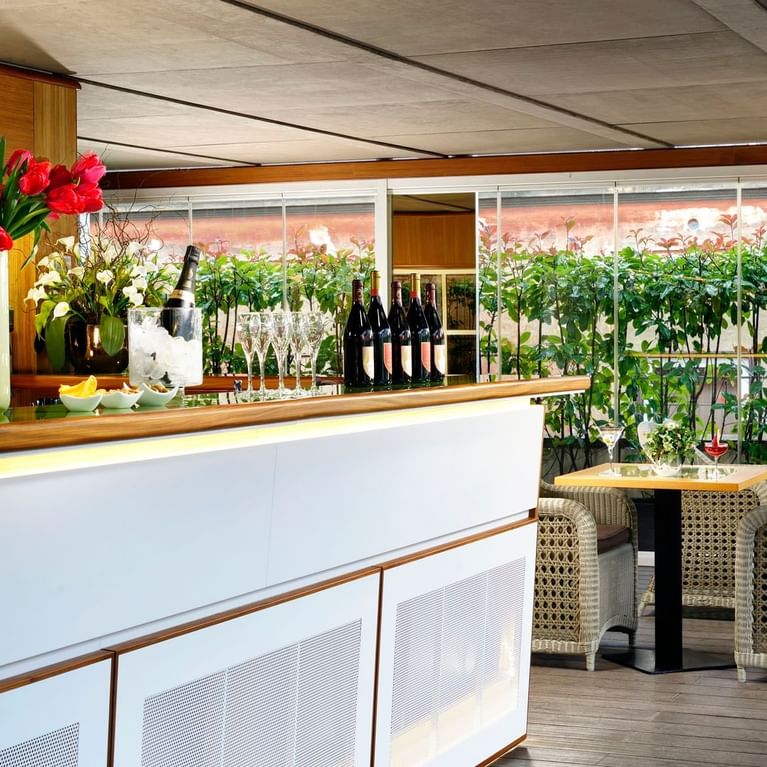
59, 375, 98, 397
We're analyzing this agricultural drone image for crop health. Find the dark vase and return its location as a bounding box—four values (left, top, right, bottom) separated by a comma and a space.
65, 320, 128, 374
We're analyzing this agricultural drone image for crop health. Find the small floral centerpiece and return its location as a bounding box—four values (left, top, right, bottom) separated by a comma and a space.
644, 419, 696, 475
26, 231, 178, 371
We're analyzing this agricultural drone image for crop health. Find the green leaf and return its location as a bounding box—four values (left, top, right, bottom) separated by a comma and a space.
100, 315, 125, 357
46, 316, 69, 372
0, 137, 5, 171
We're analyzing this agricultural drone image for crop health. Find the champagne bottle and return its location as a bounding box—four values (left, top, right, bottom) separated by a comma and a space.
343, 278, 374, 390
162, 245, 202, 339
406, 273, 431, 385
424, 281, 446, 383
367, 270, 392, 388
387, 280, 412, 387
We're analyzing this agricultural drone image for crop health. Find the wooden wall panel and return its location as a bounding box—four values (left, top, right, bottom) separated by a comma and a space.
392, 211, 475, 269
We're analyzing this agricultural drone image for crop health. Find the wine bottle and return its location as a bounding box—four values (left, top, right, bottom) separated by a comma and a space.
406, 273, 431, 385
367, 270, 392, 388
162, 244, 202, 339
343, 278, 374, 389
387, 280, 412, 387
424, 281, 446, 384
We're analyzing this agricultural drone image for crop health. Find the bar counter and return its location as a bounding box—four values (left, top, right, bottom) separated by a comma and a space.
0, 375, 588, 767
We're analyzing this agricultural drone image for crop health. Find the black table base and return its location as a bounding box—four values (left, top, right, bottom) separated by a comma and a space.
603, 647, 734, 675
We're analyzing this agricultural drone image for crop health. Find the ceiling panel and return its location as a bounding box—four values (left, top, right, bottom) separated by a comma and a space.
76, 139, 230, 170
251, 0, 723, 55
620, 118, 767, 145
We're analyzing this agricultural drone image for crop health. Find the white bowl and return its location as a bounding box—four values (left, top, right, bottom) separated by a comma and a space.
100, 389, 142, 409
60, 392, 103, 412
138, 383, 179, 407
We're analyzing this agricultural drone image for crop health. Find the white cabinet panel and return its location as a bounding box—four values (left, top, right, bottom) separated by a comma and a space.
268, 402, 543, 585
113, 574, 379, 767
0, 659, 111, 767
375, 526, 537, 767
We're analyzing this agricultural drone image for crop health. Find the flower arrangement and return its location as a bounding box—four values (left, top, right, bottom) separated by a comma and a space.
26, 231, 178, 370
644, 419, 696, 465
0, 137, 105, 256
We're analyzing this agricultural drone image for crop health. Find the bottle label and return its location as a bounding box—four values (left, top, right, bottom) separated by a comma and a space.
401, 345, 412, 377
362, 345, 375, 380
169, 288, 195, 304
433, 344, 446, 375
383, 341, 393, 374
421, 340, 431, 373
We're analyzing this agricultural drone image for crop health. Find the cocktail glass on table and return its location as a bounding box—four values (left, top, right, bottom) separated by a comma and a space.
290, 311, 308, 397
704, 428, 728, 479
268, 309, 293, 398
597, 423, 624, 476
236, 311, 259, 402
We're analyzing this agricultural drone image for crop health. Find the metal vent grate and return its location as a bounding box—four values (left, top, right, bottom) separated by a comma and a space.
0, 723, 79, 767
389, 557, 527, 764
141, 619, 363, 767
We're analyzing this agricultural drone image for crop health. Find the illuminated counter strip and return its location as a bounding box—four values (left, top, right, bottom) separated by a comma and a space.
0, 377, 587, 767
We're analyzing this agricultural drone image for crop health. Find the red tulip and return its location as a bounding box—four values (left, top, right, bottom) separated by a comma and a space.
5, 149, 33, 174
46, 183, 82, 215
76, 182, 103, 213
18, 159, 52, 196
47, 163, 72, 190
0, 227, 12, 250
70, 153, 106, 186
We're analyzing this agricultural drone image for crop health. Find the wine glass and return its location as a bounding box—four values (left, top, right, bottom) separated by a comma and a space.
236, 312, 259, 402
304, 312, 325, 395
268, 309, 293, 398
290, 311, 308, 397
704, 429, 729, 479
597, 423, 624, 476
253, 311, 273, 400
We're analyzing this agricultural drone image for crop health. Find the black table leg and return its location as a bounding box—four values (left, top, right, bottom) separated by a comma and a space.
603, 488, 734, 674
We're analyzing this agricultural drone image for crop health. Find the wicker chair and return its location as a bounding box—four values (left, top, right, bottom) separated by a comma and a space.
533, 480, 638, 671
639, 483, 767, 614
735, 507, 767, 682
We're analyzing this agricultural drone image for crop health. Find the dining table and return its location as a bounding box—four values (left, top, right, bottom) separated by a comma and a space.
554, 462, 767, 674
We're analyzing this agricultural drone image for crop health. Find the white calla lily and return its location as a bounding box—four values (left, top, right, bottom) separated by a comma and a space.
130, 264, 147, 278
96, 269, 114, 285
52, 301, 70, 319
57, 236, 76, 252
25, 286, 48, 304
131, 276, 148, 291
37, 256, 50, 269
128, 292, 144, 306
36, 270, 62, 286
68, 266, 85, 279
126, 242, 141, 257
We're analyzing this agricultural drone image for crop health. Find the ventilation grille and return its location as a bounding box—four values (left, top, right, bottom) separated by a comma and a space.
0, 723, 79, 767
389, 558, 526, 766
141, 620, 362, 767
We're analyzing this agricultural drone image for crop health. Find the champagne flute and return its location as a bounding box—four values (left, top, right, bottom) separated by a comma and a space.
704, 427, 728, 479
268, 309, 293, 398
597, 423, 624, 476
236, 311, 259, 402
290, 311, 307, 397
304, 312, 325, 395
254, 311, 273, 400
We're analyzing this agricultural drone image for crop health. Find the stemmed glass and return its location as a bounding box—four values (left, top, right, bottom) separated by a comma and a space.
236, 312, 259, 402
253, 311, 273, 400
290, 311, 308, 397
597, 423, 624, 476
704, 428, 728, 479
268, 309, 293, 398
304, 312, 325, 395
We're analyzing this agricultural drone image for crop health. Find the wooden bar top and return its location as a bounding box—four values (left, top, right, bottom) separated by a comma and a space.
0, 375, 588, 453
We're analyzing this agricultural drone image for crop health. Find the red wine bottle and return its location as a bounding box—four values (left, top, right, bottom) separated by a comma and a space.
343, 278, 374, 389
387, 281, 412, 387
406, 273, 431, 385
162, 244, 202, 339
424, 282, 446, 383
367, 270, 392, 388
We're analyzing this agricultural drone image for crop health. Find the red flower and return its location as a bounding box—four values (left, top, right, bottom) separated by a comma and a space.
46, 183, 82, 215
5, 149, 33, 174
47, 164, 72, 190
0, 226, 12, 250
70, 153, 106, 187
76, 182, 103, 213
18, 159, 51, 196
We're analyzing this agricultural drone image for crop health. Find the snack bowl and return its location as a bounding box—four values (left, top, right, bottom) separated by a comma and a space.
138, 383, 179, 407
100, 389, 142, 410
60, 392, 103, 412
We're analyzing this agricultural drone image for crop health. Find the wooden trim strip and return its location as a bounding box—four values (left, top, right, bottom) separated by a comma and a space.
0, 62, 80, 90
0, 376, 588, 453
381, 515, 537, 571
106, 654, 119, 767
104, 146, 767, 191
369, 570, 386, 767
475, 734, 527, 767
107, 566, 381, 655
0, 650, 112, 694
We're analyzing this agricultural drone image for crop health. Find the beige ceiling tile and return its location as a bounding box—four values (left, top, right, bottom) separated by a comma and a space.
543, 81, 767, 124
369, 128, 628, 155
416, 32, 767, 95
253, 0, 722, 54
620, 118, 767, 145
77, 84, 193, 120
77, 140, 229, 170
